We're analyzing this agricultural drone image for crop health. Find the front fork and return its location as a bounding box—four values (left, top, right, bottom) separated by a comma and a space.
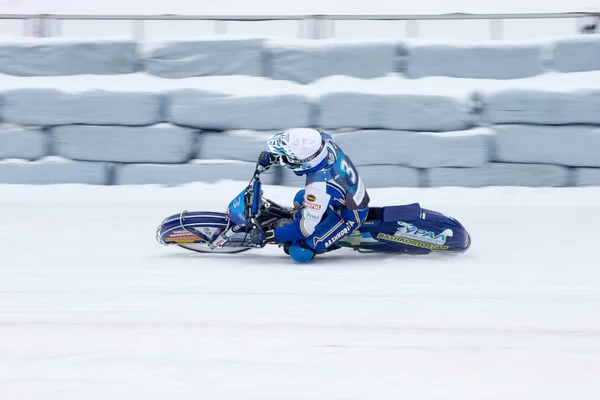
208, 215, 265, 250
208, 221, 255, 250
209, 206, 296, 250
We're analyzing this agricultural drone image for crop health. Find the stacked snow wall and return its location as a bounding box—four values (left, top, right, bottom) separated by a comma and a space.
1, 35, 600, 187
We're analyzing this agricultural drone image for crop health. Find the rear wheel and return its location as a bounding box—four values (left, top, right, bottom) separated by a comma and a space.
461, 233, 472, 253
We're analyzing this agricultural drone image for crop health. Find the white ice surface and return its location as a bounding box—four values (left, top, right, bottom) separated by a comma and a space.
1, 183, 600, 400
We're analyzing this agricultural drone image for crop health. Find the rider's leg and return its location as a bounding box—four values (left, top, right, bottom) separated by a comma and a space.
287, 206, 368, 262
278, 189, 307, 256
308, 207, 368, 253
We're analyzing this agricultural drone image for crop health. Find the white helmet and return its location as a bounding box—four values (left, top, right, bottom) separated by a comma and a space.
267, 128, 328, 174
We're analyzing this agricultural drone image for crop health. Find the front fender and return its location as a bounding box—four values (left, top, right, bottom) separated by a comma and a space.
156, 211, 230, 245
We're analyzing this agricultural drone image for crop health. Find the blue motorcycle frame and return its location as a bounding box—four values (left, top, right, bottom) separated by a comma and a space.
156, 165, 472, 256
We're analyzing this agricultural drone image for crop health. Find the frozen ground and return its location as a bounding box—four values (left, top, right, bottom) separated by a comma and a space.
1, 182, 600, 399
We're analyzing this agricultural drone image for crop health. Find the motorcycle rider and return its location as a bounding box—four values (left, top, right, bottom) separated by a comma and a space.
253, 128, 370, 263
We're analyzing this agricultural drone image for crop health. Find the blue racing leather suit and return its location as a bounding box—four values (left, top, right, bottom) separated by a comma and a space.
274, 132, 370, 253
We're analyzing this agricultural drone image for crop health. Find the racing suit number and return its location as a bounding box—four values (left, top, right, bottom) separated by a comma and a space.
340, 160, 356, 185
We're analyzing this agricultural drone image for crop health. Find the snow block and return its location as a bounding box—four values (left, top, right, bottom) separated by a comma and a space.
355, 165, 420, 188
198, 130, 274, 162
167, 76, 311, 130
0, 74, 188, 126
143, 37, 265, 78
333, 128, 492, 168
575, 168, 600, 186
485, 90, 600, 125
281, 165, 420, 188
314, 76, 476, 131
115, 161, 278, 185
0, 37, 138, 76
266, 38, 399, 84
0, 158, 108, 184
495, 125, 600, 167
553, 35, 600, 73
0, 126, 47, 160
481, 71, 600, 125
405, 40, 544, 79
53, 124, 197, 163
1, 88, 161, 126
428, 163, 570, 187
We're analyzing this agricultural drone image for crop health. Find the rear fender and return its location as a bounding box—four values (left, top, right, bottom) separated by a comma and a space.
382, 203, 422, 222
355, 206, 470, 253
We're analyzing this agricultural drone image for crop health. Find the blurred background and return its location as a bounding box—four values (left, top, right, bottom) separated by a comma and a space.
3, 3, 600, 399
0, 0, 599, 188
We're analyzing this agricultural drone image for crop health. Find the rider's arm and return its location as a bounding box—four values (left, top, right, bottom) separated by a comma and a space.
274, 173, 331, 243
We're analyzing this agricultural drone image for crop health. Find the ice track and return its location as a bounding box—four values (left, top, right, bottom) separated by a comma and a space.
1, 182, 600, 400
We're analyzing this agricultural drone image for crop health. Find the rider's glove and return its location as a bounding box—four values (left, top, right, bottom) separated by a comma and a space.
258, 151, 275, 168
252, 228, 277, 246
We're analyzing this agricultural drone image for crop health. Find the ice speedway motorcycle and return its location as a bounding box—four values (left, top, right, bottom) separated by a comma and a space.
156, 164, 472, 258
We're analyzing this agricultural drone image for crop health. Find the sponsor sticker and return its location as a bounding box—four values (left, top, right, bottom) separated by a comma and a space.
394, 221, 453, 245
169, 231, 197, 237
339, 231, 364, 246
165, 238, 198, 244
303, 200, 321, 210
165, 233, 201, 244
212, 236, 227, 247
326, 148, 336, 165
304, 210, 321, 220
324, 221, 355, 248
353, 179, 365, 205
306, 194, 317, 202
196, 227, 220, 238
376, 233, 449, 250
164, 229, 205, 244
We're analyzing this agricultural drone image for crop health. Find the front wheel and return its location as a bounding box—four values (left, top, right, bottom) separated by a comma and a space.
157, 211, 254, 254
177, 243, 251, 254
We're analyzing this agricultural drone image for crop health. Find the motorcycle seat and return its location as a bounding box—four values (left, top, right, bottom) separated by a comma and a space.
366, 203, 422, 223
